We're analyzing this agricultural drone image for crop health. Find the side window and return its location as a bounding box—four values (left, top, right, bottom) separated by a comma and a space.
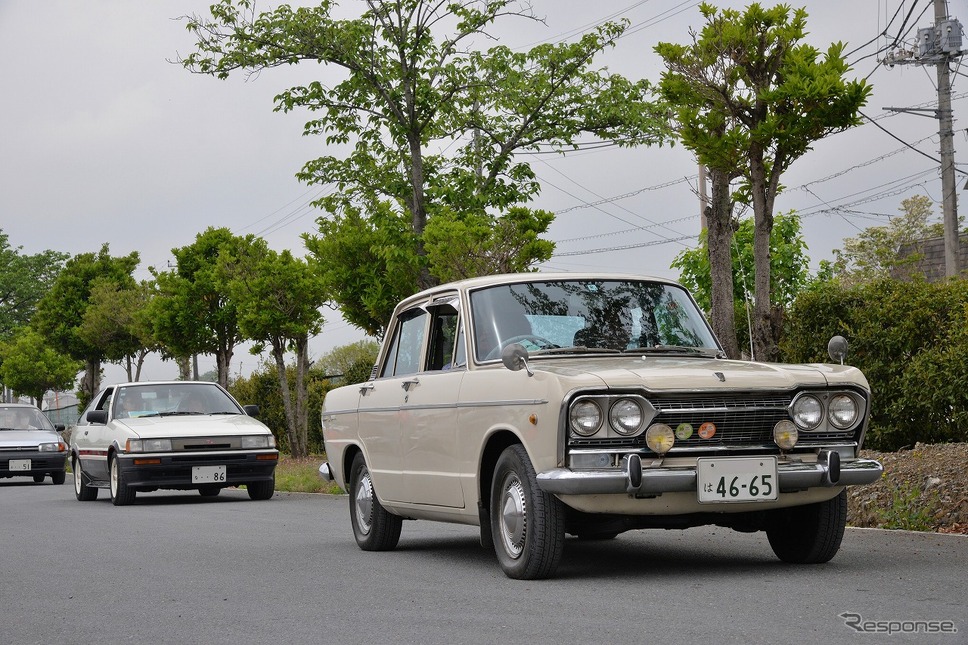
380, 308, 428, 377
426, 307, 459, 371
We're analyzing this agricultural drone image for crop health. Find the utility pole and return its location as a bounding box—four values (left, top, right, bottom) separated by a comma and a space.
884, 0, 963, 277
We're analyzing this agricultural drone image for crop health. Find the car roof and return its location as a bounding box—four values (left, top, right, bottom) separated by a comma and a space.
0, 403, 42, 410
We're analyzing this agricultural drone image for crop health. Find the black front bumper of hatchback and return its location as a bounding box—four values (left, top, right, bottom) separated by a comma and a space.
114, 450, 278, 489
0, 450, 68, 477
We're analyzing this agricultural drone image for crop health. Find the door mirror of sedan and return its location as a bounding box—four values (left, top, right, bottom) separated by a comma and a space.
501, 343, 533, 377
243, 404, 260, 418
86, 410, 107, 425
827, 335, 848, 365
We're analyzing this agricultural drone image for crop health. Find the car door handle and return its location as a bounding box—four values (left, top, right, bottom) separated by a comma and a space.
359, 383, 375, 394
402, 377, 420, 391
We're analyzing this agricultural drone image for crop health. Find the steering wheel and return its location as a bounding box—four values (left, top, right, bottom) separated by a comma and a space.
485, 334, 557, 361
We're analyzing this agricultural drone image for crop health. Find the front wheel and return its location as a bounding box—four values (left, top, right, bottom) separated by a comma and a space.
247, 478, 274, 500
348, 452, 402, 551
109, 456, 136, 506
490, 444, 565, 580
73, 456, 98, 501
766, 489, 847, 564
51, 471, 66, 485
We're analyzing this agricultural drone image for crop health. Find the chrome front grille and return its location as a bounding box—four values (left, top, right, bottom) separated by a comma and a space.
569, 392, 858, 451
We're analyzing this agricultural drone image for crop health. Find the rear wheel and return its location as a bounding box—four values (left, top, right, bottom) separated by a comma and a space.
73, 456, 98, 501
490, 444, 565, 580
247, 478, 274, 500
348, 452, 402, 551
109, 456, 136, 506
766, 489, 847, 564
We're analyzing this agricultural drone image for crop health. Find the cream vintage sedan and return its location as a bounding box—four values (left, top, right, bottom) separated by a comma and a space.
72, 381, 278, 505
319, 273, 882, 579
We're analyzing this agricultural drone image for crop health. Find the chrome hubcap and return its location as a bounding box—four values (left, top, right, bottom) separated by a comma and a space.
499, 475, 527, 559
355, 470, 374, 535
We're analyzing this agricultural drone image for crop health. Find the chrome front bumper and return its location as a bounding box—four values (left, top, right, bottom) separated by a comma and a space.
536, 452, 884, 497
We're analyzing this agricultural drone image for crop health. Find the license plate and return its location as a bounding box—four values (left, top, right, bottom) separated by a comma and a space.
9, 459, 31, 472
192, 465, 226, 484
697, 457, 778, 503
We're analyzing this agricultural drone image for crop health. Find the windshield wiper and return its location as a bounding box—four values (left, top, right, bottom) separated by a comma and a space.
624, 345, 722, 358
532, 346, 622, 355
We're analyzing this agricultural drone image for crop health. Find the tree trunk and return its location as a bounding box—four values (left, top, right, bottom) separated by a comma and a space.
177, 356, 191, 381
749, 145, 778, 362
294, 334, 310, 457
706, 168, 740, 359
271, 341, 301, 457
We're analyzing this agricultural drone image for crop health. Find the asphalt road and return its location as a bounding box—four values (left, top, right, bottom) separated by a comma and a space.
1, 478, 965, 645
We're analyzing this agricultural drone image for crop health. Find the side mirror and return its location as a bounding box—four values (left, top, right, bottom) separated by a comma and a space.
54, 424, 66, 433
86, 409, 107, 425
501, 343, 533, 376
243, 404, 260, 417
827, 335, 848, 364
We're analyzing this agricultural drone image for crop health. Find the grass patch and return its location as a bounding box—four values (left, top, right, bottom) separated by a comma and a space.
275, 454, 344, 494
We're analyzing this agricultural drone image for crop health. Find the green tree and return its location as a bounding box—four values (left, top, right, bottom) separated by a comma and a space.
77, 279, 158, 382
183, 0, 669, 336
830, 195, 948, 285
0, 328, 80, 406
0, 229, 69, 341
220, 239, 327, 458
673, 212, 809, 355
150, 228, 248, 387
656, 3, 870, 361
315, 339, 380, 382
32, 244, 140, 404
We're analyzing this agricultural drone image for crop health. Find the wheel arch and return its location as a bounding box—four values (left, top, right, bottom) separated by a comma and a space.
478, 429, 524, 511
341, 444, 363, 491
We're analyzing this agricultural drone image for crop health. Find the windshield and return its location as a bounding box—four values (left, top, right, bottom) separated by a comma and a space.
0, 406, 55, 430
112, 383, 244, 418
469, 279, 720, 362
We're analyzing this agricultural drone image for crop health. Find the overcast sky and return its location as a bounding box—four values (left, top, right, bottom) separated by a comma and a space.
2, 0, 966, 380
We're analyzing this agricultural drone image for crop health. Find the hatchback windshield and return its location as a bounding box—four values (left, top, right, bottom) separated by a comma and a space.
0, 406, 54, 430
470, 279, 720, 362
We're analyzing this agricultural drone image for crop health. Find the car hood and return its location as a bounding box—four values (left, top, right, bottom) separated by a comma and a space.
532, 355, 868, 391
0, 429, 60, 447
113, 414, 271, 438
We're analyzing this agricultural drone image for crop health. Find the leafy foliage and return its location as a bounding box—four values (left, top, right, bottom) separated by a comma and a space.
0, 328, 80, 404
782, 278, 968, 450
0, 229, 69, 341
184, 0, 670, 336
656, 2, 871, 360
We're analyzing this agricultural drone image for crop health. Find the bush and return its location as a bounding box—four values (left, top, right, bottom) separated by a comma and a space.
782, 278, 968, 450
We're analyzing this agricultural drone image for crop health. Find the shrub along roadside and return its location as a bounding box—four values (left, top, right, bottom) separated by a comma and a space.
781, 278, 968, 451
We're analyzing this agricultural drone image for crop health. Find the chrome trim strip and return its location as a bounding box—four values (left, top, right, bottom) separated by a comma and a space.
326, 399, 548, 416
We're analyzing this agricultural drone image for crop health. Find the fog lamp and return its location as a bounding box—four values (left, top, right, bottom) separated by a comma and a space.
645, 423, 675, 455
773, 420, 799, 450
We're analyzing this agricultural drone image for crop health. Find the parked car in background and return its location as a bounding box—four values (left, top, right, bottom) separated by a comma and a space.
0, 403, 68, 485
319, 273, 883, 579
72, 381, 278, 505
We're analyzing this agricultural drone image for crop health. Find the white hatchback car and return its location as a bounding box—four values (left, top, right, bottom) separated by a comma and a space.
72, 381, 278, 505
0, 404, 68, 484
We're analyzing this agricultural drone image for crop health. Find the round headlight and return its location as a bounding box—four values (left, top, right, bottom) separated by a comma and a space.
773, 420, 799, 450
792, 394, 823, 430
828, 394, 858, 428
609, 398, 644, 436
570, 400, 602, 437
645, 423, 675, 455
